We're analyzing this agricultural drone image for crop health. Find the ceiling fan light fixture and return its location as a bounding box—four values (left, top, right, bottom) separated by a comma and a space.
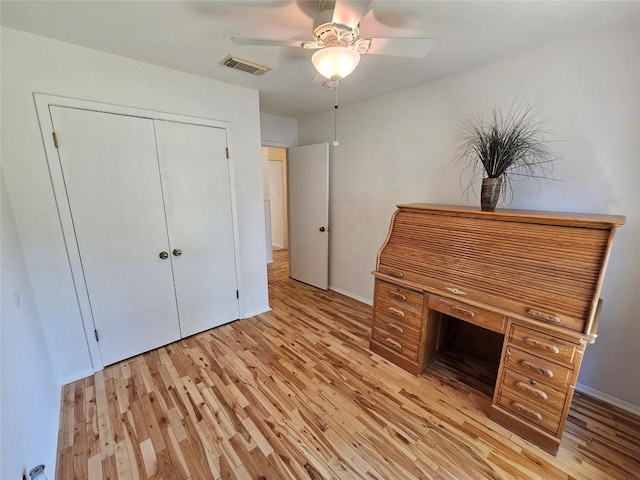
311, 47, 361, 80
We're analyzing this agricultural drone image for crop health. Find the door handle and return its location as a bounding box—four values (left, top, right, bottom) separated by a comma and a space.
172, 249, 182, 257
319, 227, 326, 232
159, 251, 169, 259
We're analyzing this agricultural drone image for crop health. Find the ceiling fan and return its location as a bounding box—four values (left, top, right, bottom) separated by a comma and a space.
231, 0, 436, 83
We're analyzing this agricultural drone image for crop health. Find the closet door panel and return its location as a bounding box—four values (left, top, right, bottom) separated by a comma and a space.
50, 107, 181, 366
155, 120, 240, 337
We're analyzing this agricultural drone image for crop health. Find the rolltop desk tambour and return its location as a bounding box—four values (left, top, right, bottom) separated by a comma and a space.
369, 204, 625, 455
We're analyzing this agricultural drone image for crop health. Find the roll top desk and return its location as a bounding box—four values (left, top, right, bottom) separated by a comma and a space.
370, 204, 625, 454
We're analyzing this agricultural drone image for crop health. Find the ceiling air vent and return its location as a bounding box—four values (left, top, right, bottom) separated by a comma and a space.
219, 55, 271, 76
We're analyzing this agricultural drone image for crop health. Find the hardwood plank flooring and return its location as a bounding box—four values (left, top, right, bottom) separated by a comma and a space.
56, 249, 640, 479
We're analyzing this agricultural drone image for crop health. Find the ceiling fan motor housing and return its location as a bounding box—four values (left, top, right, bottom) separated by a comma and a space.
313, 9, 359, 47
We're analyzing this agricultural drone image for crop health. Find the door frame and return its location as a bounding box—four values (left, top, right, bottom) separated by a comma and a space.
261, 142, 293, 265
266, 148, 288, 249
34, 93, 243, 373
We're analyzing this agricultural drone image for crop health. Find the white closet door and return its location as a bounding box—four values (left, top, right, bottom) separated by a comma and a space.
154, 120, 239, 337
50, 107, 181, 366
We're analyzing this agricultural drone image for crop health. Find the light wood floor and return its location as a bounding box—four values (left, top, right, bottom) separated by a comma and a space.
56, 249, 640, 479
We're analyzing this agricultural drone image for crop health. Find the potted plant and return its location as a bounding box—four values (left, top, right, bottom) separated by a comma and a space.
457, 101, 558, 211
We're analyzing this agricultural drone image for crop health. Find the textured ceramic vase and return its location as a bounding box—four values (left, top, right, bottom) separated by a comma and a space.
481, 177, 502, 211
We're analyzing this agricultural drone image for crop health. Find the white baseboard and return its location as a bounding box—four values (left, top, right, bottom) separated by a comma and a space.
329, 285, 373, 306
57, 367, 95, 386
575, 383, 640, 416
242, 306, 272, 319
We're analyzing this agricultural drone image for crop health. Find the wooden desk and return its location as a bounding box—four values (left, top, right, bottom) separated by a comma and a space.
369, 204, 624, 455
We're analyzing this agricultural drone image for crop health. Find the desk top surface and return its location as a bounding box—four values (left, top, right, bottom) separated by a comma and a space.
397, 204, 626, 228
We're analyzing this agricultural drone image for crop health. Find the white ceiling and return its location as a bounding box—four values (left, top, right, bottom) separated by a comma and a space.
1, 1, 637, 119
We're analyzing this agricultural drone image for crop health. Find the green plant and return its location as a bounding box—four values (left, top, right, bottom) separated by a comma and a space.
457, 100, 559, 201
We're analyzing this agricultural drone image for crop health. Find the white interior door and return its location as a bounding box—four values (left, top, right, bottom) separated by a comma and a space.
50, 106, 181, 366
288, 143, 329, 289
268, 160, 284, 248
154, 120, 239, 337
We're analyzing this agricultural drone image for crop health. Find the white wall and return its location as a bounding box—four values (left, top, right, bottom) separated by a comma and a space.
298, 26, 640, 407
1, 174, 61, 479
1, 27, 269, 383
260, 113, 298, 147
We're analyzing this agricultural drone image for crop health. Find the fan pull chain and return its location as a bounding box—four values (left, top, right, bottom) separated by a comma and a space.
333, 86, 339, 146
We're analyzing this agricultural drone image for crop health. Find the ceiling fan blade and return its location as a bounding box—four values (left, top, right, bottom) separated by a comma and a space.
363, 38, 436, 58
231, 37, 306, 48
332, 0, 372, 31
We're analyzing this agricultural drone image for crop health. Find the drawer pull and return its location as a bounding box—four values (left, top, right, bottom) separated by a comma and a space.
444, 287, 467, 296
512, 401, 543, 422
387, 270, 405, 279
450, 305, 476, 318
519, 360, 554, 378
515, 381, 549, 400
388, 307, 405, 318
386, 323, 404, 334
524, 337, 560, 355
389, 291, 407, 301
385, 338, 403, 350
526, 308, 561, 324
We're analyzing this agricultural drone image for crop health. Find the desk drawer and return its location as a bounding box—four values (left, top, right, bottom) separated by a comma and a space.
496, 386, 563, 434
375, 280, 424, 313
373, 316, 420, 345
371, 328, 419, 360
375, 297, 423, 330
500, 368, 567, 411
428, 295, 507, 334
505, 347, 573, 389
509, 324, 580, 367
